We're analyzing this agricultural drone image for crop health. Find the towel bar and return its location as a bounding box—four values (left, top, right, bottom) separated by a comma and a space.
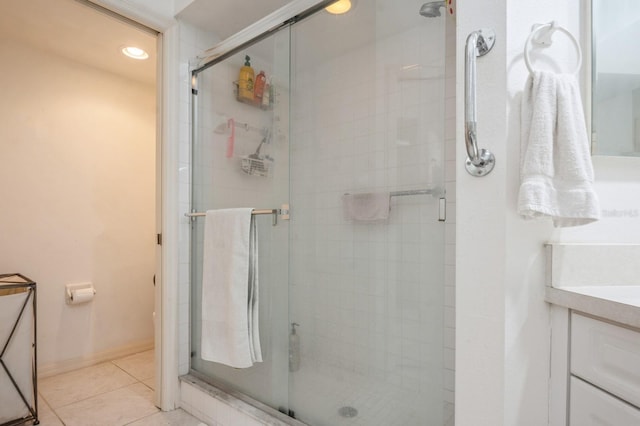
185, 206, 289, 226
344, 188, 437, 198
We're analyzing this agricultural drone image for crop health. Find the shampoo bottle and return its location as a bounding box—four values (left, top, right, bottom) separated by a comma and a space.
262, 78, 271, 108
254, 71, 266, 103
238, 55, 255, 100
289, 322, 300, 372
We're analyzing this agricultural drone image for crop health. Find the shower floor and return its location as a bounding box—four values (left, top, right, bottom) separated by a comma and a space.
290, 364, 453, 426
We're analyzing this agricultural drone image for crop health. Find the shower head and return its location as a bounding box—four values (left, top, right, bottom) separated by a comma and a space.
419, 1, 445, 18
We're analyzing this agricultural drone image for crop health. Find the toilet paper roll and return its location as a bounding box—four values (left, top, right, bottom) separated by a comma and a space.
70, 288, 94, 304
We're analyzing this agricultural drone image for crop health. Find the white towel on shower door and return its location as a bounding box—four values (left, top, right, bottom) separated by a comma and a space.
201, 208, 262, 368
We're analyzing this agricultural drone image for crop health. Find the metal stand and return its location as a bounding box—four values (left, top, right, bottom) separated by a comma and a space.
0, 273, 38, 426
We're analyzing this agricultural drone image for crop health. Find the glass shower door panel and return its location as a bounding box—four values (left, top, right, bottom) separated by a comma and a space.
190, 29, 291, 411
288, 1, 446, 425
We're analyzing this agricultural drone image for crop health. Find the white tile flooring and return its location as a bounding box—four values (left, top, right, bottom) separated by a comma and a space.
34, 350, 203, 426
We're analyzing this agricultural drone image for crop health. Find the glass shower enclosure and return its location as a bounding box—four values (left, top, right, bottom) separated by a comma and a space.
189, 1, 447, 424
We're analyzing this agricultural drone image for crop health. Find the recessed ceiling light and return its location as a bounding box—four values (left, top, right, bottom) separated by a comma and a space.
325, 0, 352, 14
121, 46, 149, 60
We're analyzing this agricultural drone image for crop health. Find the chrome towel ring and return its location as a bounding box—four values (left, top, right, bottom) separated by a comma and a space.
524, 21, 582, 75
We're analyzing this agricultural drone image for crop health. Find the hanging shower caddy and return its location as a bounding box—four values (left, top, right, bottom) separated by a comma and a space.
233, 81, 274, 110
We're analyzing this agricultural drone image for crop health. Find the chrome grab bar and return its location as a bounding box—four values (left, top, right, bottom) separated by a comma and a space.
464, 28, 496, 177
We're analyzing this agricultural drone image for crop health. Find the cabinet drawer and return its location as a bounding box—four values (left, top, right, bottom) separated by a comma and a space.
571, 313, 640, 408
570, 376, 640, 425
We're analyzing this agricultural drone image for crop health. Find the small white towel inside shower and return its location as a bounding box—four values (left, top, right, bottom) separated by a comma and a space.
342, 192, 391, 222
200, 208, 262, 368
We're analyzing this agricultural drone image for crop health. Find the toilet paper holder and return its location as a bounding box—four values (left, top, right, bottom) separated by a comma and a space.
65, 282, 96, 305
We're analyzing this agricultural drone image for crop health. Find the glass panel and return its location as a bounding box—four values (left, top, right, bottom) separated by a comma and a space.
288, 1, 446, 425
190, 27, 291, 411
592, 0, 640, 156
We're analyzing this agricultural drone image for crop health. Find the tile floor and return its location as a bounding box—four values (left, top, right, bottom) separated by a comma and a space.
34, 350, 203, 426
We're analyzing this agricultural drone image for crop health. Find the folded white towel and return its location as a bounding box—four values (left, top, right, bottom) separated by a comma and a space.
342, 192, 391, 221
201, 208, 262, 368
518, 70, 600, 227
247, 212, 261, 364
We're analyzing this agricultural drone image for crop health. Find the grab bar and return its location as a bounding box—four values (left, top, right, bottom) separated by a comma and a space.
464, 28, 496, 177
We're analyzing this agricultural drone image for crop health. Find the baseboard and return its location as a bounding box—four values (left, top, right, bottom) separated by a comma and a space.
38, 339, 154, 378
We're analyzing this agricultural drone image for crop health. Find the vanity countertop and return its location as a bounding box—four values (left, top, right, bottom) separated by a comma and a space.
546, 285, 640, 329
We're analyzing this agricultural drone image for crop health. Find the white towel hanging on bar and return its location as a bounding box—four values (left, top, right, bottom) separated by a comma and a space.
200, 208, 262, 368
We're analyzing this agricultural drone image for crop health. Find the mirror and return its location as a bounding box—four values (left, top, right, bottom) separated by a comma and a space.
592, 0, 640, 156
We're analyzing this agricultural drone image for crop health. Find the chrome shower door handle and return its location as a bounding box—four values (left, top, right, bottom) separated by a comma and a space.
464, 28, 496, 177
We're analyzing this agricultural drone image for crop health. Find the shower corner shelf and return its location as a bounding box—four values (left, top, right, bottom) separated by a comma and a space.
233, 82, 273, 111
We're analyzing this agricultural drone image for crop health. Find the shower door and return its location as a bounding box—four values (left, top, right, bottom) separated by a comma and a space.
190, 1, 447, 424
190, 28, 292, 410
286, 2, 446, 425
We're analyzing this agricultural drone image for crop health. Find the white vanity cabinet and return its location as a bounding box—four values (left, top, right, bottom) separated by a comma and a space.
545, 243, 640, 426
545, 244, 640, 425
567, 313, 640, 425
569, 376, 640, 425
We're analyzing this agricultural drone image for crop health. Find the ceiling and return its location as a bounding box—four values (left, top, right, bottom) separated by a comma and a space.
0, 0, 436, 88
177, 0, 293, 41
178, 0, 434, 68
0, 0, 157, 86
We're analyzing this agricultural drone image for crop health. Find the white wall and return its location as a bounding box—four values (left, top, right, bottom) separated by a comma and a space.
92, 0, 197, 31
0, 39, 156, 370
596, 93, 633, 155
92, 0, 177, 30
557, 156, 640, 242
456, 1, 508, 424
456, 1, 640, 425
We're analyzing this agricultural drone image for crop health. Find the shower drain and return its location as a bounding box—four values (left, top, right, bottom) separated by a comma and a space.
338, 406, 358, 418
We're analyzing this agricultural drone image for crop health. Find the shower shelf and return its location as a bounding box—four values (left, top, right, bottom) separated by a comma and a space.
233, 82, 273, 110
240, 156, 272, 177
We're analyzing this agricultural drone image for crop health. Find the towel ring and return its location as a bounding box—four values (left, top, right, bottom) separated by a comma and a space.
524, 21, 582, 75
